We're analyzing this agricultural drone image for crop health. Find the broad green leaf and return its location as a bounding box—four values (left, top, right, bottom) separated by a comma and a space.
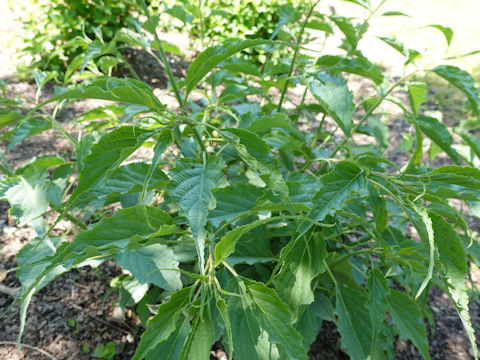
71, 205, 177, 252
428, 166, 480, 189
458, 131, 480, 160
169, 156, 226, 271
330, 15, 359, 50
0, 110, 23, 129
219, 57, 261, 77
316, 55, 384, 84
368, 184, 388, 233
245, 279, 308, 360
408, 82, 429, 115
275, 234, 327, 317
429, 212, 477, 358
431, 65, 480, 116
387, 290, 430, 359
115, 28, 150, 50
15, 155, 71, 175
366, 269, 390, 356
295, 307, 320, 350
220, 128, 289, 197
306, 19, 334, 34
271, 4, 298, 40
132, 287, 192, 360
6, 117, 51, 152
366, 116, 389, 150
209, 183, 263, 228
228, 237, 274, 265
114, 244, 181, 292
41, 77, 164, 112
185, 39, 275, 98
378, 36, 408, 56
427, 25, 454, 46
308, 73, 355, 136
335, 285, 372, 360
179, 303, 215, 360
309, 161, 366, 223
119, 276, 149, 307
69, 126, 154, 204
216, 298, 233, 359
417, 116, 462, 165
146, 316, 190, 360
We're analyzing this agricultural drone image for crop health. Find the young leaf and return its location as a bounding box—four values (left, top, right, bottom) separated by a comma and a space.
114, 244, 182, 292
417, 116, 462, 165
41, 77, 164, 112
387, 290, 430, 359
185, 39, 275, 98
429, 212, 478, 358
335, 285, 372, 360
169, 156, 226, 272
274, 234, 327, 317
308, 73, 355, 136
407, 82, 429, 115
69, 126, 154, 204
132, 287, 192, 360
431, 65, 480, 116
316, 55, 384, 84
427, 25, 454, 47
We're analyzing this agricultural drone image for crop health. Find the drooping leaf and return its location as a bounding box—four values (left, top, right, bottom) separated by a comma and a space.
431, 65, 480, 116
185, 39, 276, 98
69, 126, 154, 204
169, 156, 226, 271
387, 290, 430, 359
178, 303, 215, 360
408, 82, 429, 115
428, 166, 480, 189
114, 244, 182, 292
330, 15, 359, 50
417, 116, 462, 165
308, 73, 355, 136
0, 110, 24, 129
270, 4, 298, 40
335, 285, 372, 360
316, 55, 384, 84
378, 36, 408, 57
219, 57, 261, 77
132, 287, 192, 360
366, 269, 390, 356
41, 77, 164, 112
220, 128, 289, 197
274, 234, 327, 317
146, 317, 190, 360
427, 25, 454, 46
368, 184, 388, 233
6, 117, 52, 152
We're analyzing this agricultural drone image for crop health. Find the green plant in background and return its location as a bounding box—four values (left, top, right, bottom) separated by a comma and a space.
2, 0, 480, 359
93, 341, 116, 359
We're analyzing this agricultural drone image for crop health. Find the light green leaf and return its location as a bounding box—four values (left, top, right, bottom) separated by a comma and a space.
274, 234, 327, 317
417, 116, 462, 165
427, 25, 454, 47
179, 304, 215, 360
458, 131, 480, 160
0, 110, 24, 129
330, 15, 359, 50
41, 77, 164, 112
15, 155, 71, 175
185, 39, 275, 98
428, 166, 480, 189
271, 4, 298, 40
6, 117, 52, 152
114, 244, 181, 292
69, 126, 154, 204
431, 65, 480, 116
132, 287, 192, 360
368, 184, 388, 233
169, 156, 226, 271
408, 82, 429, 115
219, 57, 261, 77
429, 212, 477, 359
308, 73, 355, 136
335, 285, 372, 360
366, 269, 390, 356
220, 128, 289, 198
378, 36, 408, 56
316, 55, 384, 84
387, 290, 430, 359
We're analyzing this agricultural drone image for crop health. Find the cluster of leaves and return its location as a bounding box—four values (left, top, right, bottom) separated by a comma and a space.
2, 0, 480, 359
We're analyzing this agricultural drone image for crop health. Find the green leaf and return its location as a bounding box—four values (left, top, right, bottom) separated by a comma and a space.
219, 57, 261, 77
15, 155, 71, 175
316, 55, 384, 84
368, 184, 388, 233
306, 19, 334, 34
408, 82, 429, 115
381, 11, 410, 17
132, 287, 192, 360
308, 73, 355, 136
244, 279, 308, 360
330, 15, 359, 50
366, 116, 390, 151
114, 244, 181, 292
169, 156, 226, 271
387, 290, 430, 359
69, 126, 154, 204
335, 285, 372, 360
429, 212, 478, 359
271, 4, 298, 40
458, 131, 480, 160
146, 317, 190, 360
427, 25, 454, 46
366, 269, 390, 356
179, 303, 215, 360
378, 36, 408, 56
431, 65, 480, 116
71, 205, 177, 253
216, 298, 233, 359
41, 77, 164, 112
428, 166, 480, 189
417, 116, 462, 165
0, 110, 24, 129
274, 234, 327, 317
6, 117, 52, 152
220, 128, 289, 198
185, 39, 275, 98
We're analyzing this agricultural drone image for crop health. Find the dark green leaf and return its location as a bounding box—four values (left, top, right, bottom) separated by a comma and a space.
366, 269, 390, 356
179, 303, 215, 360
6, 117, 51, 152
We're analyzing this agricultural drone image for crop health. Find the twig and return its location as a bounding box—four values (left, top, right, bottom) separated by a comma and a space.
0, 284, 19, 297
0, 341, 59, 360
